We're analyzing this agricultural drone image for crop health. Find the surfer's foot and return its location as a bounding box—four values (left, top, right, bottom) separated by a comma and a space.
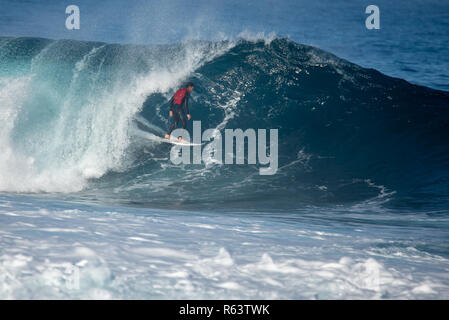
164, 134, 170, 139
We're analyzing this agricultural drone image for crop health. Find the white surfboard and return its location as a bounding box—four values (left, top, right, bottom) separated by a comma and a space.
161, 137, 203, 146
136, 130, 203, 146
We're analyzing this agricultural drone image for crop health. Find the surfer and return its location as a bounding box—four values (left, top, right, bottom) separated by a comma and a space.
165, 82, 194, 142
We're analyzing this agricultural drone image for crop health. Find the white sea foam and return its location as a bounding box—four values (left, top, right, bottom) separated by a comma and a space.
1, 197, 448, 299
237, 30, 278, 45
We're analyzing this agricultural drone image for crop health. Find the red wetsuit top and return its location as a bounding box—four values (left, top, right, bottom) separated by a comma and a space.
169, 87, 190, 114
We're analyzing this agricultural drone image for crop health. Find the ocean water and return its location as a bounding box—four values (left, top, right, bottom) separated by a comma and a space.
0, 0, 449, 299
1, 0, 449, 91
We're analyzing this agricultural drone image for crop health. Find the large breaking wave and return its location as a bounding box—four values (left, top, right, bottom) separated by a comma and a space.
1, 36, 448, 209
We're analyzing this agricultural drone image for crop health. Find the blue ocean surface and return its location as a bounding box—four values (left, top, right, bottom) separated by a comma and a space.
0, 0, 448, 299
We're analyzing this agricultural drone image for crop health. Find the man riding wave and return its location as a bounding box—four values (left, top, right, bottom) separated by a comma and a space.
165, 82, 194, 142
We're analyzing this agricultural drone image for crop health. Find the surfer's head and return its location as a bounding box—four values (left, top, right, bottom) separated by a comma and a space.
186, 82, 194, 93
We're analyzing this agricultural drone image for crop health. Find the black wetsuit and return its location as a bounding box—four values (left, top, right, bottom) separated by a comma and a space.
167, 89, 190, 135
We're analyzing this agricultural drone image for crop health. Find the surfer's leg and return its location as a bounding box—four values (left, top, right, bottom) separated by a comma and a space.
167, 111, 180, 136
177, 110, 187, 141
180, 111, 186, 130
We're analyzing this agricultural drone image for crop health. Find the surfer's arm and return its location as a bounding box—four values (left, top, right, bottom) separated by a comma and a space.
169, 96, 174, 111
169, 96, 174, 117
184, 94, 190, 117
